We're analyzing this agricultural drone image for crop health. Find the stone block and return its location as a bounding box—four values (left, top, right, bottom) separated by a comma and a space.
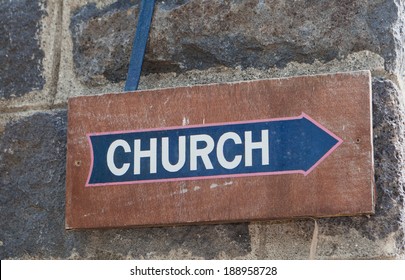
0, 0, 63, 111
0, 0, 45, 99
67, 0, 404, 88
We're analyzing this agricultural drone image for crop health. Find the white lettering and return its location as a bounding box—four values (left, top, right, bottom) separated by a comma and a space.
162, 136, 186, 172
106, 139, 131, 176
217, 132, 242, 169
134, 138, 157, 175
245, 130, 269, 166
190, 134, 214, 171
106, 129, 271, 176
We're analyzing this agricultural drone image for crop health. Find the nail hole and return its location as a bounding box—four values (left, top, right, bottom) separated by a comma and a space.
75, 160, 82, 167
356, 138, 361, 144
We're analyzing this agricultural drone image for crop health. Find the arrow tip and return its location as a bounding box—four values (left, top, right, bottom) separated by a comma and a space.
301, 113, 343, 176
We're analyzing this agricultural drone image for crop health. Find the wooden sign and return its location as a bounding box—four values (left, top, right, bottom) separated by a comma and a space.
65, 71, 374, 229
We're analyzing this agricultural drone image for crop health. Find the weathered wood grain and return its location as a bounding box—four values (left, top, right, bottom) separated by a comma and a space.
66, 71, 374, 229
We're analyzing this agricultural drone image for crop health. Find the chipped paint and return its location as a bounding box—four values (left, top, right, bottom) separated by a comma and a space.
182, 117, 189, 126
210, 181, 233, 189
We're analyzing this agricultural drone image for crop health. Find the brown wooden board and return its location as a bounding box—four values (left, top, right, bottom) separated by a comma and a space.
65, 71, 374, 229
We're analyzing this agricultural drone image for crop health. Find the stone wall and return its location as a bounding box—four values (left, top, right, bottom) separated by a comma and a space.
1, 0, 404, 259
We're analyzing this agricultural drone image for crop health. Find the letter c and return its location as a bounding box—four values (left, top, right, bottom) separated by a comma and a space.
106, 139, 131, 176
217, 132, 242, 169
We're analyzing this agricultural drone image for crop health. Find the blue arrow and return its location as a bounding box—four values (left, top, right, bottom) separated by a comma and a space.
265, 114, 342, 175
86, 113, 343, 186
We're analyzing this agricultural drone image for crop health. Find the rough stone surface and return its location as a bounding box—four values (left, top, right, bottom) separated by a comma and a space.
0, 0, 45, 99
247, 220, 316, 259
138, 51, 385, 91
0, 111, 250, 259
70, 0, 405, 87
